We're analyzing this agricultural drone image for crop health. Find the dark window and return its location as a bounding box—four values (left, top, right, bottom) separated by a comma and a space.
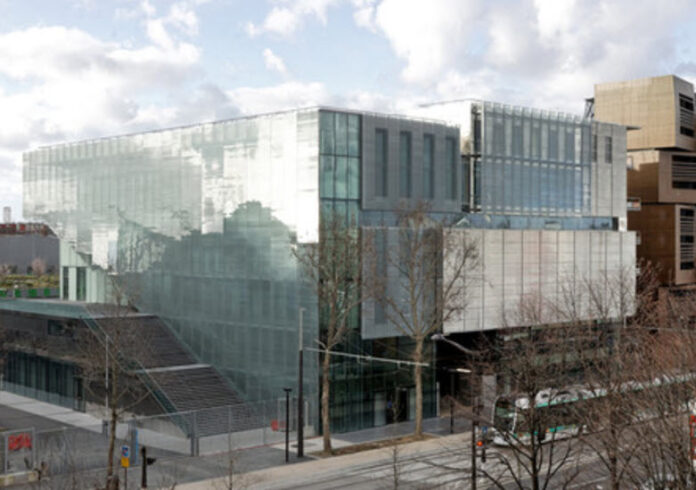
473, 112, 482, 154
672, 155, 696, 189
592, 133, 598, 163
76, 267, 86, 301
605, 136, 613, 164
680, 207, 694, 270
461, 157, 470, 206
679, 94, 694, 138
399, 132, 412, 198
62, 266, 69, 300
473, 158, 481, 209
445, 137, 458, 200
423, 134, 435, 199
375, 129, 388, 197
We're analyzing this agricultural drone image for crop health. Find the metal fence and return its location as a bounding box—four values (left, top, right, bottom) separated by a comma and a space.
1, 397, 313, 479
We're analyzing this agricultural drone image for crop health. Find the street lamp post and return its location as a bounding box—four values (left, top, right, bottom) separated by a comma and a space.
283, 388, 292, 463
432, 333, 482, 490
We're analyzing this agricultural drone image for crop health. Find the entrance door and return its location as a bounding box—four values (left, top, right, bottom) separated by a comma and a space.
396, 388, 408, 422
374, 392, 386, 426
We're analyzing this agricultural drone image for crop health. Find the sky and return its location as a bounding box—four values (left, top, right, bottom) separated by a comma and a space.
2, 0, 696, 219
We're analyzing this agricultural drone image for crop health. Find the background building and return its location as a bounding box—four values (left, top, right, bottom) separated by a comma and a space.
594, 75, 696, 287
0, 222, 58, 275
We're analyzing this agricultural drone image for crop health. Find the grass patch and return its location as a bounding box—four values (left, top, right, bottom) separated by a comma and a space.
0, 274, 59, 289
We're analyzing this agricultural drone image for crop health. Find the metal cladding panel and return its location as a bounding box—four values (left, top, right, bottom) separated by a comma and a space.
360, 114, 460, 213
444, 228, 636, 333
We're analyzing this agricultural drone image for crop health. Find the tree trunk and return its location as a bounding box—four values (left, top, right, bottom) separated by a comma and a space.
106, 368, 117, 489
414, 338, 423, 437
531, 443, 540, 490
321, 349, 332, 454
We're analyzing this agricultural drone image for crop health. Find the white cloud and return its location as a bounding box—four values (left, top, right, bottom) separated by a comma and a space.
227, 81, 331, 114
0, 11, 204, 218
263, 48, 288, 76
356, 0, 695, 112
246, 0, 340, 37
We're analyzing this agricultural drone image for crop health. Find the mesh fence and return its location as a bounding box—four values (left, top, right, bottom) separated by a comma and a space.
9, 397, 313, 478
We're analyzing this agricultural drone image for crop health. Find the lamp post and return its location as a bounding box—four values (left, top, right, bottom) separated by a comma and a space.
447, 367, 472, 434
432, 333, 482, 490
297, 307, 305, 458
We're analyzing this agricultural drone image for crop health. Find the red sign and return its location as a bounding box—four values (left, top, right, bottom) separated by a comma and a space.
8, 433, 32, 451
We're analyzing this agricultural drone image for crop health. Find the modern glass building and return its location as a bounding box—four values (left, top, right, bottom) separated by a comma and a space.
16, 101, 635, 433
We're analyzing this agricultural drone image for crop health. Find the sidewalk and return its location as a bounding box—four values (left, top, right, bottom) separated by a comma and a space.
0, 391, 102, 428
176, 431, 472, 489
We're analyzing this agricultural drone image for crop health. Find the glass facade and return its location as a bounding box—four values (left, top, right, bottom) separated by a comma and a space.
24, 109, 321, 407
480, 102, 591, 217
22, 100, 627, 434
5, 352, 83, 411
318, 111, 437, 432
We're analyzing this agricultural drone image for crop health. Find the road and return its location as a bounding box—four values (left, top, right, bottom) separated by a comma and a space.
235, 436, 615, 490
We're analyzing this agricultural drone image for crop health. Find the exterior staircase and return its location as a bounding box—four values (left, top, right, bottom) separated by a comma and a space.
83, 313, 258, 436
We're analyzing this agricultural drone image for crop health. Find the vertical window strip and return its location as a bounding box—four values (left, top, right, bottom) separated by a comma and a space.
423, 134, 434, 199
375, 129, 388, 197
446, 137, 458, 200
400, 132, 412, 198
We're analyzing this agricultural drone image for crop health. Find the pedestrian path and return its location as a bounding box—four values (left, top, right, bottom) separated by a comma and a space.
0, 391, 102, 428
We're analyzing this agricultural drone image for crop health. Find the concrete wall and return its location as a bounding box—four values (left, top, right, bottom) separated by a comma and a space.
595, 75, 695, 151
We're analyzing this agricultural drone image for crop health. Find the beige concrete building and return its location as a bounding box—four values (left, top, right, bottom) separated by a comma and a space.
595, 74, 696, 286
595, 74, 695, 151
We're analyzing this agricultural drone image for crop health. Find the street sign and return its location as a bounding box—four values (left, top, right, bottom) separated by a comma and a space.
121, 445, 130, 468
481, 426, 488, 436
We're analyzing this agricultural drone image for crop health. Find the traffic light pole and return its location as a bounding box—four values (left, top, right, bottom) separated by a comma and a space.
283, 388, 292, 463
298, 308, 304, 458
471, 393, 477, 490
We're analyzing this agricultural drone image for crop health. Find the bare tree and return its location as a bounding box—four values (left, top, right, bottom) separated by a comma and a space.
293, 212, 373, 454
482, 300, 581, 490
369, 202, 479, 437
76, 283, 155, 490
626, 327, 696, 489
553, 265, 644, 490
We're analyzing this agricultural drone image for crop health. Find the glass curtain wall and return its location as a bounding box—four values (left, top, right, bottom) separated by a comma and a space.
319, 110, 437, 432
23, 109, 321, 409
480, 102, 591, 217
